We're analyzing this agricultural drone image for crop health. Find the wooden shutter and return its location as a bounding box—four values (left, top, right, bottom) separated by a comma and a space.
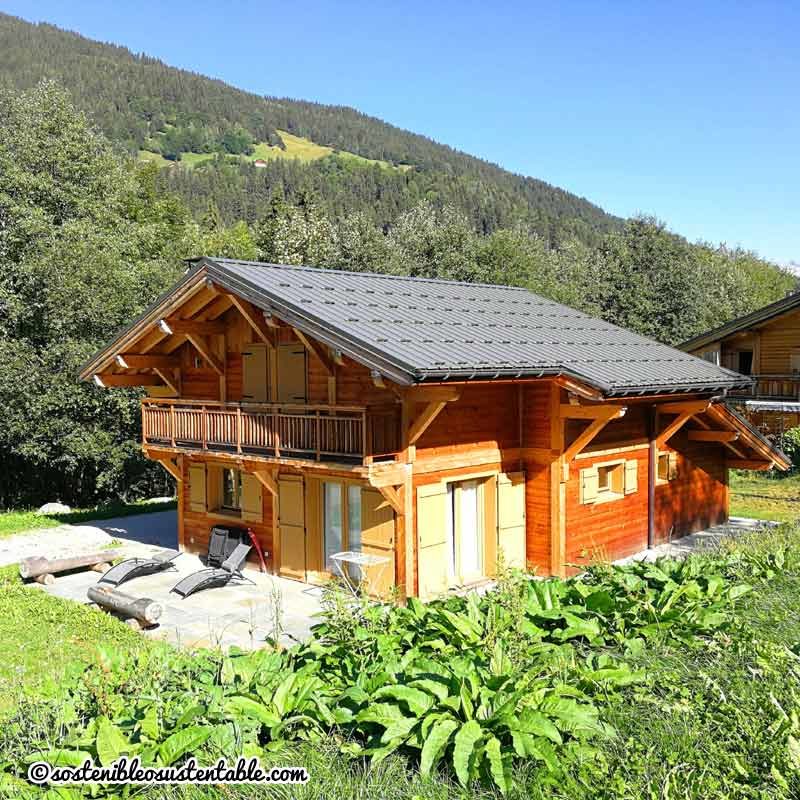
188, 463, 207, 513
624, 460, 638, 494
207, 465, 222, 512
241, 473, 263, 523
242, 344, 268, 403
580, 466, 599, 505
277, 344, 307, 403
278, 475, 306, 580
668, 452, 679, 480
497, 471, 526, 569
360, 488, 396, 598
416, 482, 449, 600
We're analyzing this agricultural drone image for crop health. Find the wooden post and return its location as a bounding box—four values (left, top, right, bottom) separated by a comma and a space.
315, 410, 321, 461
237, 406, 242, 455
20, 550, 125, 580
170, 404, 176, 448
202, 405, 207, 451
87, 585, 163, 626
648, 405, 657, 549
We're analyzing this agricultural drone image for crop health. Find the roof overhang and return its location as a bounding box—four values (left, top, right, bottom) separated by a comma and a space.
77, 256, 762, 399
680, 292, 800, 353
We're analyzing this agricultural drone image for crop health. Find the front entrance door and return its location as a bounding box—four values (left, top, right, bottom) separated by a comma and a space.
446, 480, 484, 586
278, 475, 306, 580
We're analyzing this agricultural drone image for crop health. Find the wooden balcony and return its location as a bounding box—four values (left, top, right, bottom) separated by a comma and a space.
142, 398, 401, 466
729, 374, 800, 401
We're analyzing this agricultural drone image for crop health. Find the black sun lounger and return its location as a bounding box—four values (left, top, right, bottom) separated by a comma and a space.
98, 548, 180, 587
170, 542, 254, 599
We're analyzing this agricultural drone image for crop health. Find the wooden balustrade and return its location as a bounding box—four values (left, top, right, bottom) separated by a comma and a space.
142, 398, 400, 464
729, 374, 800, 400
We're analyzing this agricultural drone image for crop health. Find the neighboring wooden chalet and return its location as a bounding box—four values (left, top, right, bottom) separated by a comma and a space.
80, 257, 788, 599
681, 292, 800, 434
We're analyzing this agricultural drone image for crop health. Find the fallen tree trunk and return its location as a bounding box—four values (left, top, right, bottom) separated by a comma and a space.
19, 550, 124, 579
87, 585, 163, 625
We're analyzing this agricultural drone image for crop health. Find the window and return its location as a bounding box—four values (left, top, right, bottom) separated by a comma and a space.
580, 459, 637, 504
221, 468, 242, 512
738, 350, 753, 375
791, 352, 800, 374
657, 452, 678, 483
700, 349, 720, 365
322, 481, 363, 574
597, 462, 624, 495
658, 453, 670, 482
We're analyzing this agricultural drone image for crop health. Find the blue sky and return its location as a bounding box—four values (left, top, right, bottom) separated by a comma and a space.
4, 1, 798, 264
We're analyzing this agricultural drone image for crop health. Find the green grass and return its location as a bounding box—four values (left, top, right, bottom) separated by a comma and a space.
137, 149, 173, 167
0, 569, 148, 717
139, 129, 411, 172
0, 498, 176, 539
730, 470, 800, 522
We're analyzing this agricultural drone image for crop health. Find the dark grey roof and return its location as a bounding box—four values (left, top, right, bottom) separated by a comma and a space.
194, 257, 751, 396
680, 291, 800, 353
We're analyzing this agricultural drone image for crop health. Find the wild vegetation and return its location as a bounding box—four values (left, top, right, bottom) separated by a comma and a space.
2, 525, 800, 798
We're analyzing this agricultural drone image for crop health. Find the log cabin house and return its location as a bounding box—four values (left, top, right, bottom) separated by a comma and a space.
80, 257, 789, 599
681, 291, 800, 435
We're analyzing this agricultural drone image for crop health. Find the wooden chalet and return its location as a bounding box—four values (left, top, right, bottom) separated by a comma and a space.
681, 292, 800, 434
80, 258, 789, 599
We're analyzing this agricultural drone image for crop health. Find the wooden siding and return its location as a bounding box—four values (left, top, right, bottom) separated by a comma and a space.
655, 435, 728, 542
565, 447, 650, 568
180, 456, 274, 571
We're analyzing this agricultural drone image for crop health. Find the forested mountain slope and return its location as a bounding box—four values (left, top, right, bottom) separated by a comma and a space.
0, 12, 619, 243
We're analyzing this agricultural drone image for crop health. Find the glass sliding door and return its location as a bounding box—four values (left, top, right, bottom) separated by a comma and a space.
323, 482, 343, 572
322, 481, 363, 576
446, 479, 485, 586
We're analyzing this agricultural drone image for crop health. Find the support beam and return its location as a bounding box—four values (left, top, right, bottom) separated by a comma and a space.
377, 485, 404, 515
555, 377, 604, 401
727, 459, 773, 471
405, 386, 461, 403
562, 406, 626, 464
371, 370, 386, 389
227, 294, 275, 347
657, 400, 711, 416
250, 468, 278, 498
160, 318, 226, 336
117, 354, 180, 370
153, 455, 181, 482
153, 368, 181, 395
687, 430, 739, 443
94, 374, 164, 387
407, 400, 448, 444
560, 404, 627, 420
331, 348, 345, 366
657, 408, 706, 448
262, 310, 280, 328
293, 328, 335, 376
185, 333, 224, 376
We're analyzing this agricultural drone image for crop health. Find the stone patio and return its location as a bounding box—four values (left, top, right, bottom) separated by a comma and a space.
6, 511, 780, 652
6, 510, 327, 649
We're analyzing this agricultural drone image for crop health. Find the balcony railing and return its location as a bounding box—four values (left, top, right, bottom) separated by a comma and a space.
729, 374, 800, 401
142, 399, 400, 464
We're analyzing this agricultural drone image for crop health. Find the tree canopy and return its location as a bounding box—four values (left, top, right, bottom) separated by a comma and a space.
0, 82, 795, 508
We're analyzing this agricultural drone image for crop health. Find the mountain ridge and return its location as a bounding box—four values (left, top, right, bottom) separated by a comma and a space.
0, 11, 620, 245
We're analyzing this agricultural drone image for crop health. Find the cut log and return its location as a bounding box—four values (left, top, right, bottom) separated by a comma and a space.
90, 562, 112, 574
19, 550, 124, 579
87, 585, 163, 625
34, 574, 55, 585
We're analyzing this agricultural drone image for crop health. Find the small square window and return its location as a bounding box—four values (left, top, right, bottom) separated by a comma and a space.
222, 468, 242, 512
597, 462, 624, 495
658, 453, 670, 482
